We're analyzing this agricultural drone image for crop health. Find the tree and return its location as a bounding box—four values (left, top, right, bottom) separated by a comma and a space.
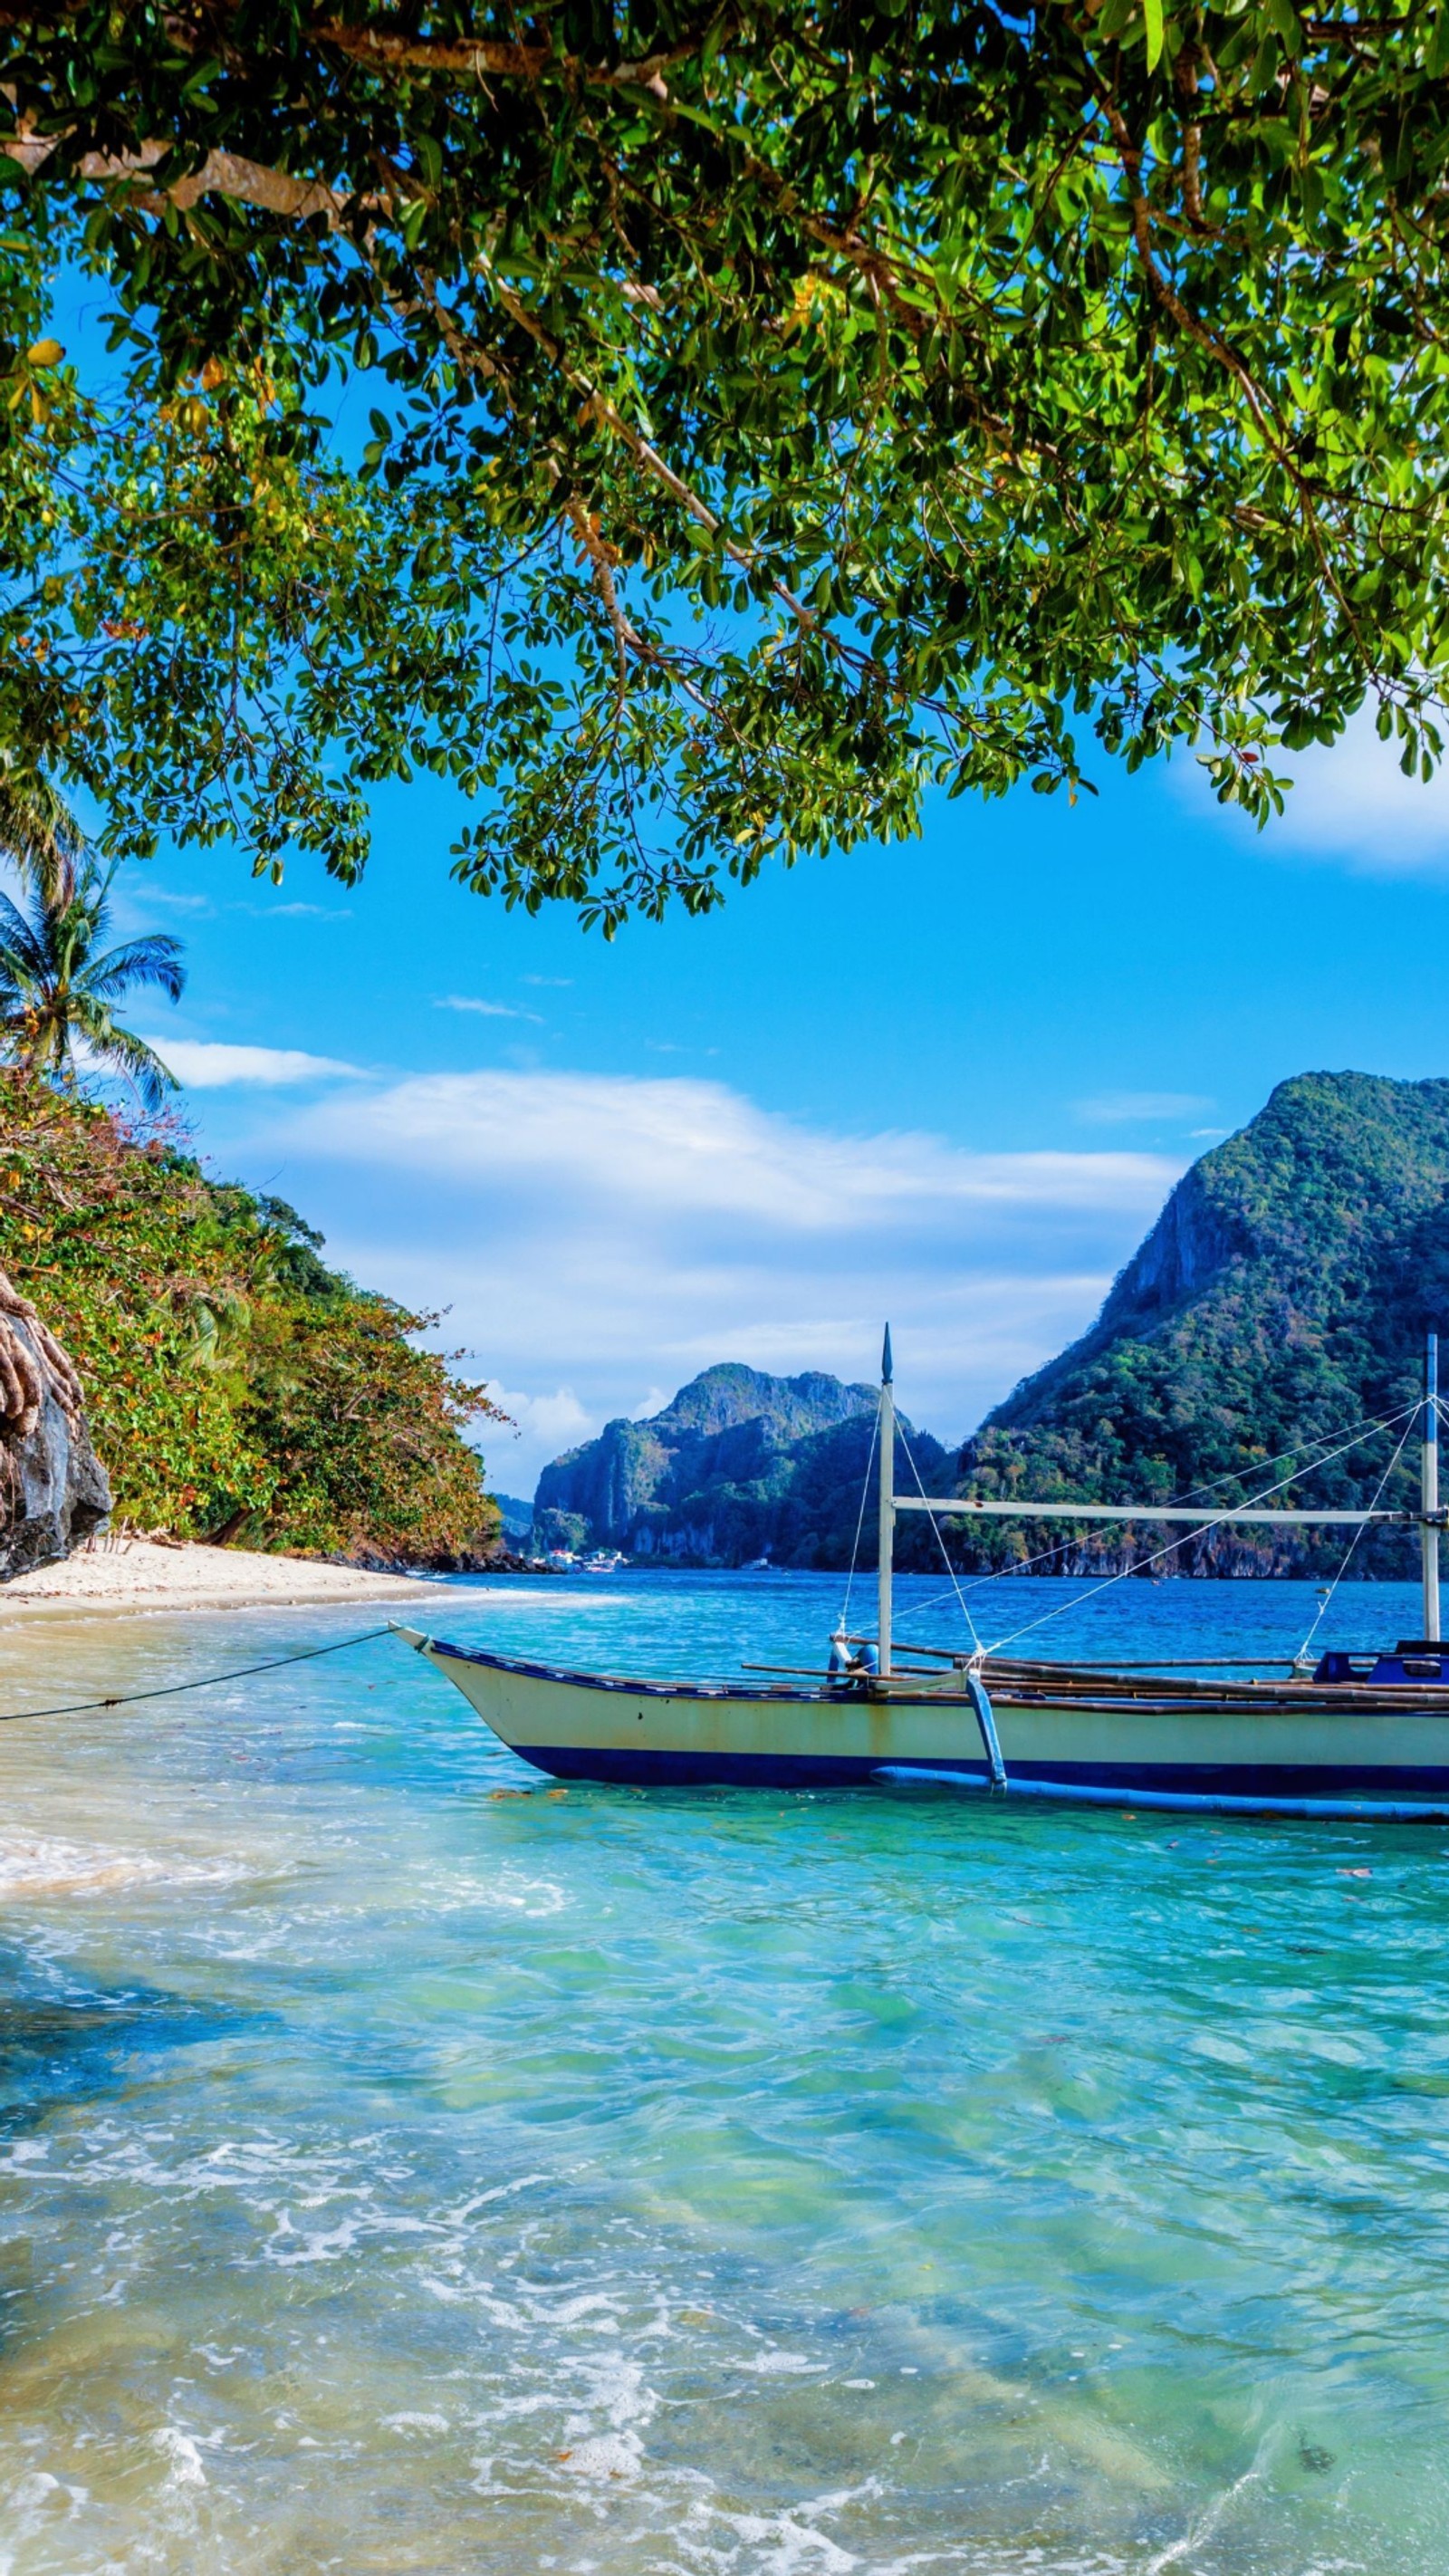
0, 1067, 506, 1552
0, 852, 186, 1109
0, 772, 86, 907
0, 6, 1446, 927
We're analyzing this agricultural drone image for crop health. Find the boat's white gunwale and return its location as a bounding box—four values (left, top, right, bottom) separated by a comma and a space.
423, 1636, 879, 1703
418, 1636, 1449, 1722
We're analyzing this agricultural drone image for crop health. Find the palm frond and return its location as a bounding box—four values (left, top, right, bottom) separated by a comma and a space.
0, 890, 52, 983
81, 934, 187, 1005
79, 1016, 180, 1114
0, 774, 87, 908
0, 848, 187, 1109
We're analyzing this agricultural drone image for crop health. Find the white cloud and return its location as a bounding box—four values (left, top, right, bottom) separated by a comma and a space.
143, 1038, 364, 1088
283, 1070, 1172, 1232
1075, 1091, 1214, 1126
479, 1384, 595, 1486
1185, 706, 1449, 877
241, 1068, 1182, 1488
436, 995, 543, 1023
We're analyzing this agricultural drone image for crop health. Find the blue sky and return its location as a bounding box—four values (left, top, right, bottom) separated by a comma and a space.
105, 706, 1449, 1496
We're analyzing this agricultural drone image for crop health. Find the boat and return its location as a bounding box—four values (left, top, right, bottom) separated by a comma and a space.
393, 1331, 1449, 1817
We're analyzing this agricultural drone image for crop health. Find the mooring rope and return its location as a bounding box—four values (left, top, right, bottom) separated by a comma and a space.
0, 1622, 397, 1726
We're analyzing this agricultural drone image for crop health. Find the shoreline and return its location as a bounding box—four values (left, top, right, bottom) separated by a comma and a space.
0, 1536, 447, 1626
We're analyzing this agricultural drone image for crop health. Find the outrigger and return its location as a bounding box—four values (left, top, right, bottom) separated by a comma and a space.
394, 1331, 1449, 1817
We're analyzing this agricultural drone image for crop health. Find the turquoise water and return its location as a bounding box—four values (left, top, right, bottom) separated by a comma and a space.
2, 1570, 1448, 2572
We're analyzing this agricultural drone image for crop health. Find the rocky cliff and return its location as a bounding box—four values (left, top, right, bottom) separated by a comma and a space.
536, 1363, 949, 1567
955, 1070, 1449, 1576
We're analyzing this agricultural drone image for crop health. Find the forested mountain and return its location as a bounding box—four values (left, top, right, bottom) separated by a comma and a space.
954, 1072, 1449, 1578
536, 1364, 948, 1568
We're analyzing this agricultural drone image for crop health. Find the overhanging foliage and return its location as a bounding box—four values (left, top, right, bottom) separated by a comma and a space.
0, 5, 1446, 922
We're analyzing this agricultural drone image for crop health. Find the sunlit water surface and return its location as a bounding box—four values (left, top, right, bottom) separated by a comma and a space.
1, 1569, 1447, 2573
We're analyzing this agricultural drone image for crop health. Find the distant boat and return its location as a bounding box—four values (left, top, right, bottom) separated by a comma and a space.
396, 1331, 1449, 1818
581, 1550, 623, 1572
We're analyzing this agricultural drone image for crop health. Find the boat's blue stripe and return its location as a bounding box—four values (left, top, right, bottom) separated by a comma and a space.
500, 1745, 1449, 1796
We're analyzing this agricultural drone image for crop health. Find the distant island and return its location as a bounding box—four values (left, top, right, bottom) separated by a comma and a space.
534, 1363, 949, 1569
533, 1072, 1449, 1580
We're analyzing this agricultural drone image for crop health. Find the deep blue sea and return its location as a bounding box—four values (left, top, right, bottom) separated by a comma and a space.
2, 1568, 1447, 2573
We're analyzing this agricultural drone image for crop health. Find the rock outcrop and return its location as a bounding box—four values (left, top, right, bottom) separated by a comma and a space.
536, 1362, 950, 1567
0, 1268, 110, 1578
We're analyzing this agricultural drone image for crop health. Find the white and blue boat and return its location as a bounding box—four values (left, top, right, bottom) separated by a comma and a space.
396, 1332, 1449, 1819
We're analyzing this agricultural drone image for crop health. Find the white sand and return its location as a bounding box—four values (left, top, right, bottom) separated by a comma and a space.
0, 1535, 446, 1621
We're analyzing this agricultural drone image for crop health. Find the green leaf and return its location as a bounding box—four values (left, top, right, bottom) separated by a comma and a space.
1142, 0, 1165, 70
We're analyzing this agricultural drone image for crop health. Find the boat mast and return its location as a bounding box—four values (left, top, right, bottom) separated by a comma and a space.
878, 1325, 895, 1677
1424, 1330, 1441, 1644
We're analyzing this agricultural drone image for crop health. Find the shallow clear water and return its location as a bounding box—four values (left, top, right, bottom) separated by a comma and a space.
1, 1570, 1447, 2573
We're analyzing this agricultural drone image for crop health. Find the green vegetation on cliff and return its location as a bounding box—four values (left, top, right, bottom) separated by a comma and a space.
0, 1072, 502, 1559
954, 1072, 1449, 1578
537, 1364, 948, 1569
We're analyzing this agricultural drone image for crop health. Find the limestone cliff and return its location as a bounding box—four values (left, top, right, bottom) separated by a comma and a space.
955, 1069, 1449, 1576
536, 1363, 949, 1567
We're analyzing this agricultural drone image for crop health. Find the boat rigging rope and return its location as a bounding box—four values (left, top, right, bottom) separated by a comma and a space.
1293, 1411, 1418, 1668
896, 1418, 984, 1657
0, 1623, 395, 1726
898, 1397, 1424, 1629
981, 1403, 1425, 1661
838, 1401, 880, 1641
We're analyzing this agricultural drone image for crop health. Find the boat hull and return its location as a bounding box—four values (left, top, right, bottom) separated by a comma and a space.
400, 1634, 1449, 1802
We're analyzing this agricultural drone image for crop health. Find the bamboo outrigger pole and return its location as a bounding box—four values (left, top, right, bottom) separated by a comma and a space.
878, 1325, 895, 1677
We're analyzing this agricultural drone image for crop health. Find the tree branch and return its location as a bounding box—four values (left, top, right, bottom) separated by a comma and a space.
1, 129, 370, 226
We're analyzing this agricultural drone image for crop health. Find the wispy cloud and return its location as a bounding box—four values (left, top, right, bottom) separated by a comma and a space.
1075, 1091, 1214, 1125
284, 1070, 1176, 1227
245, 900, 353, 922
435, 995, 544, 1023
143, 1038, 364, 1088
140, 888, 213, 914
521, 975, 573, 989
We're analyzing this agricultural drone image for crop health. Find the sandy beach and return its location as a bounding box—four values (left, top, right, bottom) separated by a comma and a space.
0, 1533, 447, 1621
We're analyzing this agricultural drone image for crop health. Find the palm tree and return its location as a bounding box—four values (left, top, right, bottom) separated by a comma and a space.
0, 770, 88, 908
0, 856, 186, 1111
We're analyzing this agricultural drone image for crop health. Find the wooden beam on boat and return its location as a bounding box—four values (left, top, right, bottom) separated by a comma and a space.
894, 1499, 1405, 1524
845, 1637, 1296, 1670
740, 1660, 948, 1681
